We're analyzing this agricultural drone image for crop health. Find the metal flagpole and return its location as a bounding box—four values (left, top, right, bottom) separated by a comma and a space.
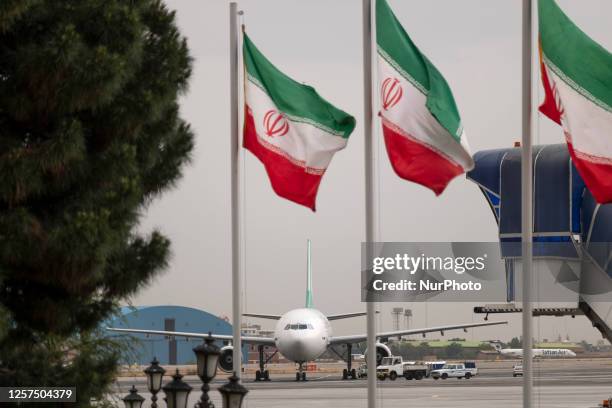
521, 0, 534, 406
229, 1, 243, 379
362, 0, 378, 407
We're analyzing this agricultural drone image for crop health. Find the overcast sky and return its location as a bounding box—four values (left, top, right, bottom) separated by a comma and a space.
130, 0, 612, 343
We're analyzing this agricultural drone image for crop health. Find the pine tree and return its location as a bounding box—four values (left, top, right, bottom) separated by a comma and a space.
0, 0, 194, 404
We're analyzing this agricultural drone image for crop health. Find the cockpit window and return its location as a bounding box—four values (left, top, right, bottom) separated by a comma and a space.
284, 323, 314, 330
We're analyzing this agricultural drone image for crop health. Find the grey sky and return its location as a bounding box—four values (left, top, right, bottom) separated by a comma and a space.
131, 0, 612, 343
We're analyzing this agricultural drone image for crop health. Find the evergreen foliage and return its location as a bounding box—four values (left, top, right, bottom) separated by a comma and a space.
0, 1, 193, 404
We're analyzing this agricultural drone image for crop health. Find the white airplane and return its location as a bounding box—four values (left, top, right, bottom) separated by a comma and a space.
490, 342, 576, 358
109, 242, 507, 381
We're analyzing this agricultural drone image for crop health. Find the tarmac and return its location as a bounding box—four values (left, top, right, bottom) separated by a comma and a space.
113, 359, 612, 408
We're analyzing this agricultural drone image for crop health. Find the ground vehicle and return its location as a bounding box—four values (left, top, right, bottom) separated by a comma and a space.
464, 361, 478, 377
377, 356, 405, 380
357, 364, 368, 378
513, 363, 523, 377
377, 357, 430, 381
425, 361, 447, 373
431, 363, 473, 379
402, 362, 429, 380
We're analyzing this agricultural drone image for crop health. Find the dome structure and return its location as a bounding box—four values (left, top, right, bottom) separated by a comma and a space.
107, 305, 236, 365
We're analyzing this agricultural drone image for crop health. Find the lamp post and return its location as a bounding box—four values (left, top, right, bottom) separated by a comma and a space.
193, 333, 221, 408
162, 369, 192, 408
218, 374, 248, 408
144, 357, 165, 408
122, 385, 145, 408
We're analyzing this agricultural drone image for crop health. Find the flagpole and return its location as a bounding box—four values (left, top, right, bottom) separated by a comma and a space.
521, 0, 534, 406
229, 1, 243, 379
362, 0, 378, 407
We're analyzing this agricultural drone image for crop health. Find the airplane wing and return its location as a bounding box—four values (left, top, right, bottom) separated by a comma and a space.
106, 327, 276, 346
242, 313, 282, 320
327, 312, 368, 321
329, 321, 507, 345
244, 312, 374, 321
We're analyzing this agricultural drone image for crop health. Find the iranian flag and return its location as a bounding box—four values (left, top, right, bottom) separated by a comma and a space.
376, 0, 473, 195
242, 33, 356, 211
539, 0, 612, 203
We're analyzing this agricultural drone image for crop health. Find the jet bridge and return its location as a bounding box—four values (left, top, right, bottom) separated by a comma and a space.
467, 144, 612, 342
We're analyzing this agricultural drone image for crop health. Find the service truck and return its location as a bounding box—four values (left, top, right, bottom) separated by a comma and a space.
376, 356, 405, 380
377, 357, 429, 381
402, 362, 429, 380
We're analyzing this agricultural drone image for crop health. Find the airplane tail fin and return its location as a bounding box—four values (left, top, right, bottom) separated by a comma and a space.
306, 239, 313, 308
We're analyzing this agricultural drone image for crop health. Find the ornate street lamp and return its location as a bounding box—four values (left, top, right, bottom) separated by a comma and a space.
162, 369, 192, 408
122, 385, 145, 408
144, 357, 165, 408
192, 333, 221, 408
218, 374, 248, 408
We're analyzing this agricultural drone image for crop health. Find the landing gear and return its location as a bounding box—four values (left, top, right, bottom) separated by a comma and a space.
331, 343, 357, 380
255, 370, 269, 381
296, 363, 307, 381
343, 368, 357, 380
254, 345, 276, 381
345, 344, 357, 380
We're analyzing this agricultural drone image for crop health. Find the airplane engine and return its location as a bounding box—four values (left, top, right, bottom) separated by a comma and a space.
365, 342, 391, 366
218, 345, 234, 372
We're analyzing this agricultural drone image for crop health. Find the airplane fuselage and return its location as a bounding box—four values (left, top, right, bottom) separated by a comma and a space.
273, 308, 332, 363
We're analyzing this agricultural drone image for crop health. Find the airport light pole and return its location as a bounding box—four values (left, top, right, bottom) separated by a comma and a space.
521, 1, 535, 407
391, 308, 403, 331
404, 309, 412, 339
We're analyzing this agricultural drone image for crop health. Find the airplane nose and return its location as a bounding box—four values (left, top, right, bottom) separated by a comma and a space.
278, 333, 325, 362
290, 337, 311, 357
293, 338, 306, 350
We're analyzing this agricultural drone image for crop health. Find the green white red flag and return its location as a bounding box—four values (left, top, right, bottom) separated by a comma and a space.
538, 0, 612, 204
242, 33, 356, 211
376, 0, 474, 195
